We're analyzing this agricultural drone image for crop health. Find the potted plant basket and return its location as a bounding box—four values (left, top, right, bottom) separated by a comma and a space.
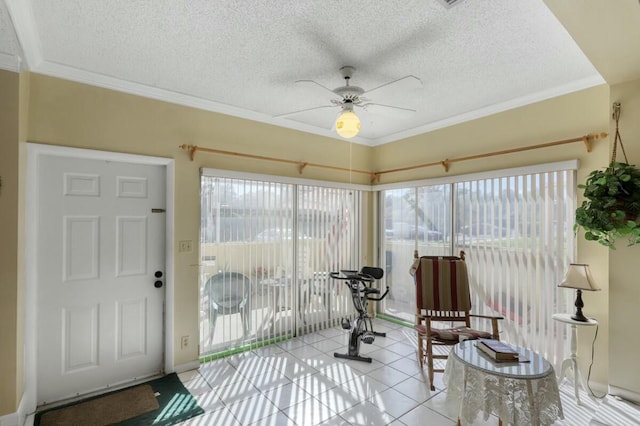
575, 103, 640, 249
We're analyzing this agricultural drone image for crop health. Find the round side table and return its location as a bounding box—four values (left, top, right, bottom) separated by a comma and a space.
552, 313, 598, 405
444, 340, 563, 425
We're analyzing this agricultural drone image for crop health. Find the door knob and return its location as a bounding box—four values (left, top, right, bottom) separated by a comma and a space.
154, 280, 163, 288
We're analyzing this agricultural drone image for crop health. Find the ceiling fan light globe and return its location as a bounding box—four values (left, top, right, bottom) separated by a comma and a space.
335, 111, 361, 138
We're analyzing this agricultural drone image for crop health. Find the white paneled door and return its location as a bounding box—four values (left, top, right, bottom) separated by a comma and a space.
36, 154, 166, 405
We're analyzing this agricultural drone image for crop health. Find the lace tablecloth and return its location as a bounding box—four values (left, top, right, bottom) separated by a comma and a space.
443, 340, 563, 426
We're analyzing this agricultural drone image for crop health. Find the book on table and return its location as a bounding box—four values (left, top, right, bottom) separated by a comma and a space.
476, 338, 519, 361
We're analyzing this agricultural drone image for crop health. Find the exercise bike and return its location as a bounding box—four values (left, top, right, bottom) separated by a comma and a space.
330, 267, 389, 363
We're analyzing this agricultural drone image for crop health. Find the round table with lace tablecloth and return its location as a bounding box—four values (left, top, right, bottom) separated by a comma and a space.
443, 339, 563, 426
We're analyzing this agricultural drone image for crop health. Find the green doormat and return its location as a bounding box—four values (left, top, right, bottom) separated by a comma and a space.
35, 373, 205, 426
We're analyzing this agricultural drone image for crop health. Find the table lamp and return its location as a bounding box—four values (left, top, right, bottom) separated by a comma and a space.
558, 263, 600, 322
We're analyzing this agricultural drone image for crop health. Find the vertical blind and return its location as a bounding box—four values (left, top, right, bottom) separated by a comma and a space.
200, 163, 576, 366
381, 165, 576, 367
454, 170, 575, 366
200, 174, 362, 355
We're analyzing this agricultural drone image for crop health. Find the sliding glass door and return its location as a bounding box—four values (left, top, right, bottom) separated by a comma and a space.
379, 164, 575, 365
200, 173, 362, 355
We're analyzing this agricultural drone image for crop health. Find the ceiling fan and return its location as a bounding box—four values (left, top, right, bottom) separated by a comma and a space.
277, 66, 423, 138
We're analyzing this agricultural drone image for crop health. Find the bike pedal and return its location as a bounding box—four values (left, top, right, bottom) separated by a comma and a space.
362, 331, 375, 344
341, 319, 351, 329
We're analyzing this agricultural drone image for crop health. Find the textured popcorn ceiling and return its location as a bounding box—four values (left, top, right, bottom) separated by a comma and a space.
2, 0, 605, 145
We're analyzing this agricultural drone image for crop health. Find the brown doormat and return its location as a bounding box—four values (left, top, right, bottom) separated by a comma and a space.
38, 384, 159, 426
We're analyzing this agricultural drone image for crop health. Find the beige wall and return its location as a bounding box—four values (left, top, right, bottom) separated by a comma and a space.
27, 73, 373, 186
373, 87, 610, 182
0, 69, 21, 414
608, 78, 640, 396
0, 70, 628, 415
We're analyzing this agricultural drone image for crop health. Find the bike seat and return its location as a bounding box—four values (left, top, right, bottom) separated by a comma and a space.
360, 266, 383, 280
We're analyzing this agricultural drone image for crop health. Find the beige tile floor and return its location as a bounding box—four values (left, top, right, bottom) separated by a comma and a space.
178, 319, 640, 426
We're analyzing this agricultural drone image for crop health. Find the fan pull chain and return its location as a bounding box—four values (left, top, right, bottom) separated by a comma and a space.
349, 140, 353, 185
611, 102, 629, 164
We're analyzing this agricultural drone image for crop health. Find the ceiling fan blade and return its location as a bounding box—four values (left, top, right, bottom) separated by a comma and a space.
295, 80, 339, 98
359, 102, 416, 118
273, 104, 337, 119
363, 75, 423, 98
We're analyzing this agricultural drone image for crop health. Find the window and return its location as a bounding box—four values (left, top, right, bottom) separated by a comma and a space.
379, 162, 576, 365
200, 171, 363, 355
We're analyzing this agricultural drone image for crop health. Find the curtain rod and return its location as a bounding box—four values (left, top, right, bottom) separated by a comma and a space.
178, 144, 374, 177
371, 132, 607, 181
179, 132, 606, 182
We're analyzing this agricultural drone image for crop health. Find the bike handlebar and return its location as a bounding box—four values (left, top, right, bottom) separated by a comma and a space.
329, 270, 375, 283
329, 270, 389, 301
367, 286, 390, 301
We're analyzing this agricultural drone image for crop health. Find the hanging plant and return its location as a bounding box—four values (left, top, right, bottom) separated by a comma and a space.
575, 103, 640, 249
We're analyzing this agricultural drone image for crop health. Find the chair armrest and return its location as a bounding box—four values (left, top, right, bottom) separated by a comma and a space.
469, 314, 504, 320
469, 314, 502, 339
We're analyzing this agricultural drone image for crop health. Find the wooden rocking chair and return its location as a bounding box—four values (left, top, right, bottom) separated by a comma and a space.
412, 251, 503, 390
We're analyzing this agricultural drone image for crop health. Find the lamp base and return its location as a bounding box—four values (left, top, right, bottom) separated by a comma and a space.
572, 289, 589, 322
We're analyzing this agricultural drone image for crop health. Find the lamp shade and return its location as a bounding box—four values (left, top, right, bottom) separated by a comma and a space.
558, 263, 600, 291
335, 109, 361, 138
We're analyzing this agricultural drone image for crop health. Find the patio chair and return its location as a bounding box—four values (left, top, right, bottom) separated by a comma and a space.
412, 251, 502, 390
204, 271, 251, 341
